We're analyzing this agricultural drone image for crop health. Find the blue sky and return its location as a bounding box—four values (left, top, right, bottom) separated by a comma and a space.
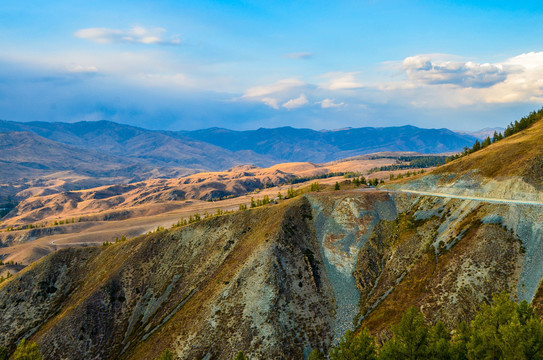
1, 0, 543, 131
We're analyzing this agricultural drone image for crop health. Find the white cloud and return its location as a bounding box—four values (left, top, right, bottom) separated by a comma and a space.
319, 72, 363, 90
320, 98, 344, 108
243, 78, 306, 98
393, 52, 543, 105
74, 26, 181, 45
282, 94, 309, 109
402, 55, 510, 88
285, 52, 313, 59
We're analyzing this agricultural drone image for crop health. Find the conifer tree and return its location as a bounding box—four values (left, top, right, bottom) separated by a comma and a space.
329, 329, 377, 360
379, 307, 429, 359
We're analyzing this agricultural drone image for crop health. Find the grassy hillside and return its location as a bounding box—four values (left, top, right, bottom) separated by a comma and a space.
433, 116, 543, 187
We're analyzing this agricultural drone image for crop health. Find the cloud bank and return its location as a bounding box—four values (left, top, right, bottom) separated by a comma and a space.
402, 55, 509, 88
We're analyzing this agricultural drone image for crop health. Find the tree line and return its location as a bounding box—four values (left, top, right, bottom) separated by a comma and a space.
447, 107, 543, 162
369, 156, 447, 173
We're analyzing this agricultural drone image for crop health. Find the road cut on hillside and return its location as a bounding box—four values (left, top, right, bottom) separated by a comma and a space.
388, 189, 543, 206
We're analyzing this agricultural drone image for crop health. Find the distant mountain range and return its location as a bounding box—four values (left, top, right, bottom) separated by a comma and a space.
181, 125, 477, 162
457, 127, 505, 140
0, 119, 478, 198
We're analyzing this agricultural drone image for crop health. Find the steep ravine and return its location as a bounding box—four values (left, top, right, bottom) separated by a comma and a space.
307, 191, 397, 340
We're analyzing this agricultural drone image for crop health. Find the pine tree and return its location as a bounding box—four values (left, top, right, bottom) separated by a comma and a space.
428, 321, 451, 359
380, 307, 429, 359
329, 329, 377, 360
334, 182, 340, 191
468, 291, 543, 359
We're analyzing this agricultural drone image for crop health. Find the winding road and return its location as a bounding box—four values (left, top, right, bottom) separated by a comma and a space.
384, 188, 543, 207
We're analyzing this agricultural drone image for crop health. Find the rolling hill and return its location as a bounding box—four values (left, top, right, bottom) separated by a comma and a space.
0, 131, 193, 200
0, 119, 478, 201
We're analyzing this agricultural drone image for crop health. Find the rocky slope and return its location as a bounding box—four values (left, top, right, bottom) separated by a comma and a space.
1, 119, 542, 358
1, 184, 543, 358
0, 198, 336, 359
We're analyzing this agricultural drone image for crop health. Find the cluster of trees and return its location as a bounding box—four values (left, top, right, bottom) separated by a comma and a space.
352, 177, 367, 186
2, 217, 90, 233
447, 135, 498, 162
230, 292, 543, 360
389, 169, 425, 180
370, 156, 447, 173
343, 172, 363, 179
289, 172, 351, 185
504, 107, 543, 137
311, 291, 543, 360
448, 107, 543, 162
310, 182, 321, 192
250, 195, 271, 208
334, 178, 381, 190
287, 187, 300, 198
103, 234, 128, 246
0, 339, 42, 360
156, 349, 174, 360
0, 260, 18, 266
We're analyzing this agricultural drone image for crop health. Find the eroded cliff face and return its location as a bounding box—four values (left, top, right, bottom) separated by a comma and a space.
306, 191, 397, 340
352, 193, 527, 337
2, 188, 543, 359
307, 186, 543, 340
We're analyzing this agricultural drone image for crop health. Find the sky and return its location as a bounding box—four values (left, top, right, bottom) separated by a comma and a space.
1, 0, 543, 131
